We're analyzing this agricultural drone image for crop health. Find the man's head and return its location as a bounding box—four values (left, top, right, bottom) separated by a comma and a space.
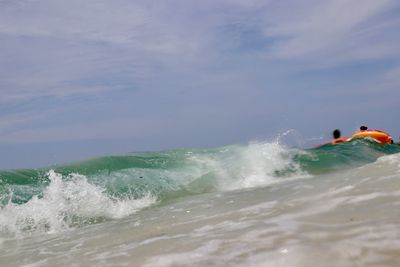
333, 129, 341, 139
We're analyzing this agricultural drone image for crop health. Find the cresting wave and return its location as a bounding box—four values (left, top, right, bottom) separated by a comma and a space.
0, 170, 156, 237
0, 140, 399, 238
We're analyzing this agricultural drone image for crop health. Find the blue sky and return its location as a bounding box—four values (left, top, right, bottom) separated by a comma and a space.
0, 0, 399, 169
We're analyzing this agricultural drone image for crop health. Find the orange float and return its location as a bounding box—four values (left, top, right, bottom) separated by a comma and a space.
351, 130, 393, 144
331, 137, 351, 144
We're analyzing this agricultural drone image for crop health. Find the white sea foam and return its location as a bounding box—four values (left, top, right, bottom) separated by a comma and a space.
141, 240, 222, 267
188, 141, 309, 191
2, 150, 400, 266
0, 170, 156, 237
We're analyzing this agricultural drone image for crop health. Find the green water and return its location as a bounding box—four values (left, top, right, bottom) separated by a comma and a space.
1, 140, 399, 206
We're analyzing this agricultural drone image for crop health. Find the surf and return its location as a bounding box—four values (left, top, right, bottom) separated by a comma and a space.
0, 140, 399, 238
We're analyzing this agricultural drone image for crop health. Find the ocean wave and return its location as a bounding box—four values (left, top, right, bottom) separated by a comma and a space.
0, 140, 399, 237
0, 170, 155, 238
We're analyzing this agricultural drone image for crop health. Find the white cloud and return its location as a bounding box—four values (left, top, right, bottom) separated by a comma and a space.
0, 116, 145, 144
262, 0, 400, 62
0, 0, 223, 103
1, 0, 400, 166
0, 0, 213, 54
1, 0, 399, 104
0, 112, 46, 134
383, 66, 400, 82
0, 0, 399, 111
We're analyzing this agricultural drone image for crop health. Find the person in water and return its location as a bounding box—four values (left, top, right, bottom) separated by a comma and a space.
354, 125, 394, 144
333, 129, 341, 139
332, 129, 346, 144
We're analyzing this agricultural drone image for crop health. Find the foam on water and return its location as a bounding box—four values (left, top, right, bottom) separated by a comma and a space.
1, 153, 400, 266
1, 140, 398, 240
186, 142, 308, 191
0, 170, 156, 237
0, 141, 309, 238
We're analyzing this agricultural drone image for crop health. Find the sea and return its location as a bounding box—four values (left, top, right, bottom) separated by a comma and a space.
1, 139, 400, 267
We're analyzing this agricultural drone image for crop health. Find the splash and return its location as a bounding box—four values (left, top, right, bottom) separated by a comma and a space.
186, 142, 308, 190
1, 139, 399, 237
0, 170, 155, 237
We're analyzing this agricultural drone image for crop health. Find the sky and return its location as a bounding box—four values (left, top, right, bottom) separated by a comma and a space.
0, 0, 399, 169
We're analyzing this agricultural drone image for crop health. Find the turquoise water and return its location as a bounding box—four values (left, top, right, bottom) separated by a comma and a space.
1, 140, 400, 266
2, 140, 398, 204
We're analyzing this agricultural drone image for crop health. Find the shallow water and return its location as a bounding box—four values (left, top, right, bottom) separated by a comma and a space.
1, 142, 400, 266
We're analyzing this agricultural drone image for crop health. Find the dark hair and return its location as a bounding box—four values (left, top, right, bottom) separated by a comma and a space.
360, 126, 368, 131
333, 129, 341, 139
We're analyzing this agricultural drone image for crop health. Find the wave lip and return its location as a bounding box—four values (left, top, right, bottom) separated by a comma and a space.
0, 170, 156, 237
1, 139, 399, 237
186, 142, 309, 191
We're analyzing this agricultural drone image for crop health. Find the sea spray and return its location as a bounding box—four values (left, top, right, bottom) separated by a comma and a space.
0, 170, 156, 237
0, 140, 399, 238
186, 142, 308, 190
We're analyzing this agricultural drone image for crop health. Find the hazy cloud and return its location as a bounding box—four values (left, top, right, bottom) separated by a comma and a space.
0, 0, 400, 168
1, 0, 399, 101
262, 0, 400, 62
